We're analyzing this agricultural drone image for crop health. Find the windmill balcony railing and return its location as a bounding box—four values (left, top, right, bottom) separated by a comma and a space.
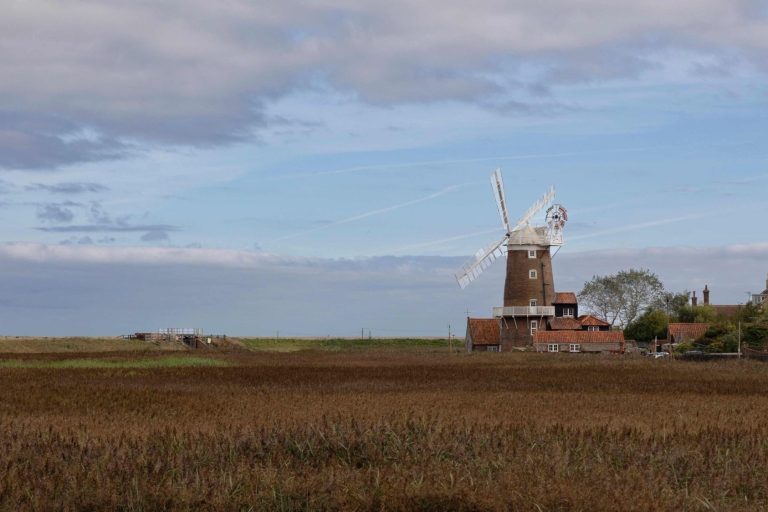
492, 306, 555, 317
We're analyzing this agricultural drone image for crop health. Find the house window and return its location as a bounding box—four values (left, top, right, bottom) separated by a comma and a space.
487, 345, 500, 353
530, 320, 538, 335
529, 299, 537, 308
563, 307, 574, 317
529, 269, 537, 279
588, 326, 599, 332
569, 344, 581, 353
528, 250, 536, 258
547, 344, 559, 353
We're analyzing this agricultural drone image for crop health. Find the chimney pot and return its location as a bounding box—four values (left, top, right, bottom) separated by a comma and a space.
691, 291, 697, 307
703, 285, 710, 305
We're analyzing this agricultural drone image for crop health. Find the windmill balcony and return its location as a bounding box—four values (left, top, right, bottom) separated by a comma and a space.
492, 306, 555, 318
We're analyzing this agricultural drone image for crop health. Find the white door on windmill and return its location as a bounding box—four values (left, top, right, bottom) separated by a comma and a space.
454, 168, 567, 289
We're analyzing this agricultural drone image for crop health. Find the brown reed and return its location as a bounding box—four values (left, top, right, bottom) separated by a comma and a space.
0, 351, 767, 510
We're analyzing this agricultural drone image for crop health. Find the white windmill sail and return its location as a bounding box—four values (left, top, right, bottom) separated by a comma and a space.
509, 186, 555, 234
454, 235, 508, 289
491, 168, 511, 233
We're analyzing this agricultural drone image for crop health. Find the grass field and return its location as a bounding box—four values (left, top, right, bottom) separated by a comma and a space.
1, 348, 768, 510
240, 337, 451, 352
0, 355, 227, 368
0, 336, 453, 354
0, 336, 188, 353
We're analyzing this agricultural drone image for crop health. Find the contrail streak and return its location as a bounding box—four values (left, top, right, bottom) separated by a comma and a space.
270, 145, 672, 181
567, 213, 710, 242
387, 212, 710, 255
386, 228, 502, 254
270, 184, 466, 243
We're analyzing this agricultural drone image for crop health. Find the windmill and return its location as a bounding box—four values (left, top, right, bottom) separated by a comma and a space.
456, 169, 567, 345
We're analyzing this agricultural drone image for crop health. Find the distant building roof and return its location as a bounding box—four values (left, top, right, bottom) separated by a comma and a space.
668, 323, 710, 343
578, 315, 611, 327
534, 330, 624, 343
553, 292, 577, 304
711, 305, 741, 319
549, 317, 583, 330
466, 318, 500, 345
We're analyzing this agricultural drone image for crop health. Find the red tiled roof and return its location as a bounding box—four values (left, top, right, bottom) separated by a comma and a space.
668, 323, 710, 342
534, 330, 624, 343
553, 292, 577, 304
549, 317, 583, 330
578, 315, 610, 327
466, 318, 500, 345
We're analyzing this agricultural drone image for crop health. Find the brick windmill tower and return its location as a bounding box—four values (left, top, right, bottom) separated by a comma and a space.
456, 169, 567, 346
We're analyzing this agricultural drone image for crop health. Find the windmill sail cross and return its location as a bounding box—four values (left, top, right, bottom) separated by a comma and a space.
455, 169, 562, 289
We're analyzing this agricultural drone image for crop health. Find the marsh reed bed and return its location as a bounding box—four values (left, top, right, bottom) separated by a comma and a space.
1, 351, 767, 510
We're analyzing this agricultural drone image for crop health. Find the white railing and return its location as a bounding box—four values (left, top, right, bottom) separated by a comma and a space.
492, 306, 555, 317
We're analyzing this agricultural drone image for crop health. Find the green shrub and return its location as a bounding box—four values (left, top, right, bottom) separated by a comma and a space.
742, 325, 768, 349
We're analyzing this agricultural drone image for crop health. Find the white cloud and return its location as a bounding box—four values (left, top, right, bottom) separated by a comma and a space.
0, 242, 470, 336
556, 244, 768, 304
1, 0, 766, 168
0, 242, 765, 336
0, 243, 281, 267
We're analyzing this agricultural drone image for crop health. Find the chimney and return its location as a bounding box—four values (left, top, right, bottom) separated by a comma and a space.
691, 291, 697, 307
703, 285, 710, 305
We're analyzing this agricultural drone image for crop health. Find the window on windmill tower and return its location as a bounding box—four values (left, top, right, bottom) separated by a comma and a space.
530, 320, 538, 334
529, 269, 537, 279
528, 250, 536, 258
530, 299, 537, 307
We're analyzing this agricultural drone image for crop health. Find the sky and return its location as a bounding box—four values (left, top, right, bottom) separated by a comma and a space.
1, 0, 767, 336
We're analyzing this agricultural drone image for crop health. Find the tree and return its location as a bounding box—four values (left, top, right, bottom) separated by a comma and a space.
676, 304, 717, 323
577, 274, 624, 327
624, 309, 668, 343
742, 325, 768, 349
652, 291, 690, 317
697, 325, 738, 353
737, 302, 761, 323
755, 304, 768, 324
578, 269, 665, 328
